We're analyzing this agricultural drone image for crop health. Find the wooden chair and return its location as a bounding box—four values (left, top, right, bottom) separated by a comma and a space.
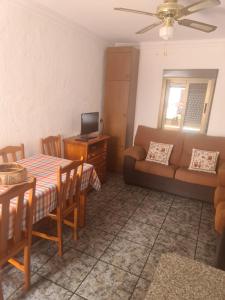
0, 144, 25, 163
41, 135, 62, 157
0, 178, 36, 298
32, 159, 83, 256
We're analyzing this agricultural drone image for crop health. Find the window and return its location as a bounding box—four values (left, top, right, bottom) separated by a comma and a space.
159, 70, 218, 134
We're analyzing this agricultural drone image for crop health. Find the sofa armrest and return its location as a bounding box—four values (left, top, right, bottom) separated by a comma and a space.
218, 163, 225, 186
124, 146, 146, 161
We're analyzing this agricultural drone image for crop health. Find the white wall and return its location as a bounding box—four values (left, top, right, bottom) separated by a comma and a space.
135, 39, 225, 137
0, 0, 108, 156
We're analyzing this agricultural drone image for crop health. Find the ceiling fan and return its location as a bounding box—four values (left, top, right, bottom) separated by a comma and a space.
114, 0, 220, 40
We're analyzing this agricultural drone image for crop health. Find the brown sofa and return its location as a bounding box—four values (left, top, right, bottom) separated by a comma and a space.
124, 125, 225, 202
214, 166, 225, 270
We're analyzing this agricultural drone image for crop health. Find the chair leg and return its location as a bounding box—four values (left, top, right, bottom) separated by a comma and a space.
23, 245, 31, 292
73, 207, 78, 241
57, 211, 63, 257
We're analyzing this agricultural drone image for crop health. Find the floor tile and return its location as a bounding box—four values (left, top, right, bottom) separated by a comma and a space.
114, 191, 146, 205
121, 185, 150, 196
70, 294, 87, 300
76, 261, 138, 300
154, 229, 196, 258
103, 199, 138, 218
67, 227, 114, 258
89, 210, 129, 235
172, 196, 202, 209
1, 266, 24, 299
130, 278, 151, 300
37, 248, 97, 292
8, 274, 72, 300
198, 219, 217, 246
101, 237, 150, 276
148, 190, 164, 201
143, 193, 173, 208
118, 219, 159, 248
29, 239, 58, 272
132, 206, 168, 228
167, 206, 201, 225
162, 213, 199, 240
201, 202, 215, 222
195, 241, 216, 266
141, 251, 162, 282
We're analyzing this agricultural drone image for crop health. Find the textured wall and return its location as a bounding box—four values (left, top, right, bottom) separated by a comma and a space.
135, 39, 225, 137
0, 0, 107, 156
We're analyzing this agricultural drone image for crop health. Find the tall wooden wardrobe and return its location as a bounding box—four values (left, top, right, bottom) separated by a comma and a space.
103, 47, 140, 172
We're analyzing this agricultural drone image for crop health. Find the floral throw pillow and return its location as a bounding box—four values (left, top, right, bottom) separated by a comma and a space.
146, 141, 174, 165
189, 149, 219, 174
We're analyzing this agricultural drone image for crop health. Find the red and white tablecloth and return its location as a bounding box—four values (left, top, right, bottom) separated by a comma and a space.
0, 154, 101, 238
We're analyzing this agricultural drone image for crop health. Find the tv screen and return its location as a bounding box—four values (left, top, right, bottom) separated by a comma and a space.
81, 112, 99, 135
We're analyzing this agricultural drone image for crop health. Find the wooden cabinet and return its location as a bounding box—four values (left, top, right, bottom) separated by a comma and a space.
103, 47, 139, 172
63, 135, 109, 183
106, 52, 132, 81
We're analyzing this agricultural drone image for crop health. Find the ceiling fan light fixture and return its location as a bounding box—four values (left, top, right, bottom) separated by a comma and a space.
159, 25, 174, 40
114, 0, 220, 38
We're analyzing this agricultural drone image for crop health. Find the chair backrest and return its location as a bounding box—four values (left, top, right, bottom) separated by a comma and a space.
57, 159, 83, 214
41, 135, 62, 158
0, 178, 36, 266
0, 144, 25, 163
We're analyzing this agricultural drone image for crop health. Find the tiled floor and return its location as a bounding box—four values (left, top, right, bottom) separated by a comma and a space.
1, 174, 217, 300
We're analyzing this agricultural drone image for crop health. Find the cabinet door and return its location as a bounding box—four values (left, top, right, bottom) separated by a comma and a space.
106, 52, 132, 81
104, 81, 130, 171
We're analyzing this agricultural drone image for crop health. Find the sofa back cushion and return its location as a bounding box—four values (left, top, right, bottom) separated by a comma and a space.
180, 134, 225, 168
134, 126, 183, 166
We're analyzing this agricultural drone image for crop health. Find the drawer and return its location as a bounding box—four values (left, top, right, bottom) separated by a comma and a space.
88, 141, 107, 158
88, 153, 107, 165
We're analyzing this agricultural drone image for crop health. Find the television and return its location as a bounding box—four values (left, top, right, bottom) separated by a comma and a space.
81, 112, 99, 136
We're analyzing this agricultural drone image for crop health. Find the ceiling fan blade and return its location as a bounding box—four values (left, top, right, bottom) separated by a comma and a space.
136, 22, 163, 34
178, 19, 217, 32
114, 7, 156, 17
180, 0, 221, 17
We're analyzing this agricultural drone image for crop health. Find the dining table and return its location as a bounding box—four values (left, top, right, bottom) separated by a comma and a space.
0, 153, 101, 239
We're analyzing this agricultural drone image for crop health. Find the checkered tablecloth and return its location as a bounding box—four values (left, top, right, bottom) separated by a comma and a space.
0, 154, 101, 238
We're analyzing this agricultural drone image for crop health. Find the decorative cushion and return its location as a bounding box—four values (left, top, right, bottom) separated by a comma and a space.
146, 141, 173, 165
189, 148, 219, 174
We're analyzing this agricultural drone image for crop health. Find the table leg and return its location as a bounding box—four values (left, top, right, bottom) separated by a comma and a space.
79, 191, 87, 228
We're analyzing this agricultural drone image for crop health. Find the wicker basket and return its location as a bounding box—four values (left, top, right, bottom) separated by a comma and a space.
0, 163, 27, 185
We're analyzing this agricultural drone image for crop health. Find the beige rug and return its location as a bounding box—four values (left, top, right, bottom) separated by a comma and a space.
146, 253, 225, 300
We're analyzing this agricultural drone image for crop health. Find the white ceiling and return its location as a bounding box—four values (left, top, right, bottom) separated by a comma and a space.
33, 0, 225, 42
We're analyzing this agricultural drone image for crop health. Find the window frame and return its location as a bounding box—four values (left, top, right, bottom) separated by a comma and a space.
158, 76, 216, 134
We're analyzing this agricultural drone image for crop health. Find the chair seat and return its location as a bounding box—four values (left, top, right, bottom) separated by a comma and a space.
135, 161, 176, 178
175, 167, 217, 188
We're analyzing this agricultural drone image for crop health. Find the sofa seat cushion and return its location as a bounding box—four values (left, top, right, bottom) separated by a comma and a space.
135, 161, 176, 178
175, 167, 217, 187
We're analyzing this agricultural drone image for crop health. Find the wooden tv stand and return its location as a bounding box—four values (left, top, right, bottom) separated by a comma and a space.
63, 135, 110, 183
